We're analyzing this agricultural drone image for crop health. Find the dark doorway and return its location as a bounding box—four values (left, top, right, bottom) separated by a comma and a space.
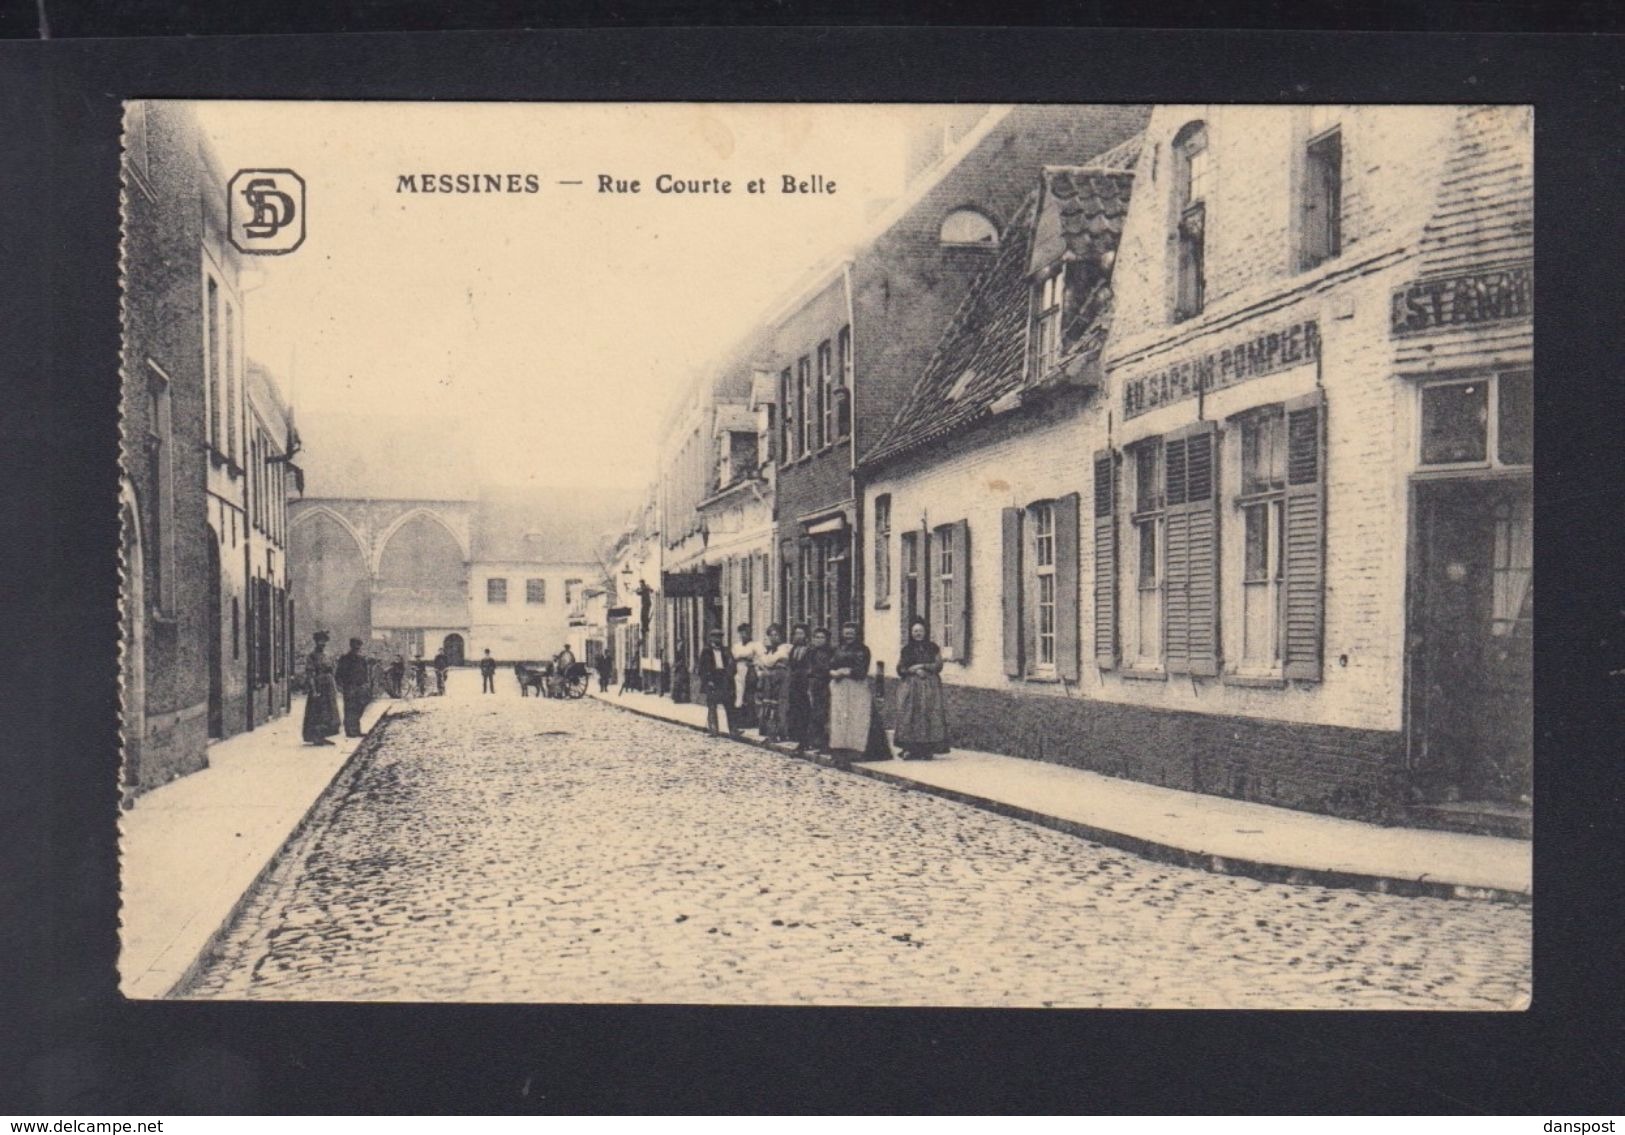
442, 633, 465, 666
206, 534, 223, 740
1407, 477, 1532, 805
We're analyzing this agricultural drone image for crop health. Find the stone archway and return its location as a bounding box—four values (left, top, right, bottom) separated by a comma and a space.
290, 509, 373, 649
374, 512, 467, 637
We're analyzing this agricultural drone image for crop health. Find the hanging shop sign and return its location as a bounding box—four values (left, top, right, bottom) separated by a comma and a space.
1122, 319, 1321, 419
1390, 262, 1531, 337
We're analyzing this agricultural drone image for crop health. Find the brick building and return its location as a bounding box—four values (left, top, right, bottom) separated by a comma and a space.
857, 105, 1531, 835
120, 102, 300, 797
772, 104, 1150, 641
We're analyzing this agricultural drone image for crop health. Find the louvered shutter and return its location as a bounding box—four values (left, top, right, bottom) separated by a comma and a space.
1055, 492, 1082, 681
952, 519, 972, 664
1182, 424, 1220, 676
1162, 434, 1191, 673
1002, 507, 1023, 677
1283, 389, 1326, 681
1092, 450, 1118, 670
1163, 422, 1220, 675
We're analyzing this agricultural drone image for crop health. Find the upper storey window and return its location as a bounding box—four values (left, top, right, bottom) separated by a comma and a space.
1300, 126, 1343, 270
939, 207, 999, 247
1173, 121, 1208, 323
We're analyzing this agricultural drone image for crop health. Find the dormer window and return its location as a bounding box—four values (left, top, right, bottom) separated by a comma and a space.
940, 207, 999, 247
1173, 121, 1209, 322
1033, 269, 1065, 378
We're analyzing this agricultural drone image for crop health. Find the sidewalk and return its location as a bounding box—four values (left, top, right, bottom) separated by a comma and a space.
593, 687, 1532, 902
118, 696, 393, 999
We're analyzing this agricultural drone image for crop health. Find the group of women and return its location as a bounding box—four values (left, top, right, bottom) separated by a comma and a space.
727, 618, 951, 766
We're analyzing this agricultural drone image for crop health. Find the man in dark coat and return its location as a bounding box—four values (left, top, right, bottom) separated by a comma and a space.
696, 628, 736, 737
336, 637, 370, 737
802, 627, 835, 754
479, 648, 498, 694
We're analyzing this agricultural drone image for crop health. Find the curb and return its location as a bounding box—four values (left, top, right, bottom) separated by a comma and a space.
592, 692, 1530, 905
162, 704, 396, 999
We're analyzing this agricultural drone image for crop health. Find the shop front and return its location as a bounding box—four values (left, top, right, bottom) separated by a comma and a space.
662, 565, 722, 703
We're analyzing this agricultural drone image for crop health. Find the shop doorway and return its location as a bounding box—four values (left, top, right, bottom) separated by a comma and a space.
442, 633, 465, 666
1407, 476, 1532, 807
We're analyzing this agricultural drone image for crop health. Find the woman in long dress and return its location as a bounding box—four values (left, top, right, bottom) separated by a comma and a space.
754, 624, 790, 741
895, 617, 951, 760
302, 632, 342, 745
826, 622, 874, 767
782, 624, 812, 751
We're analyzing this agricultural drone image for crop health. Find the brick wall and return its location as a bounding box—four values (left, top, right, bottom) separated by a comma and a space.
120, 102, 216, 790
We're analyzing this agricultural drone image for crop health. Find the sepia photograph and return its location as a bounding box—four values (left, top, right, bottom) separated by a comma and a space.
116, 98, 1533, 1010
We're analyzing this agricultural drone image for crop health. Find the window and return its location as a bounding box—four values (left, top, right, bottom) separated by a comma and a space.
835, 325, 852, 440
487, 578, 508, 604
566, 578, 585, 615
797, 356, 813, 458
873, 494, 892, 608
1130, 441, 1164, 665
930, 523, 969, 659
817, 340, 834, 449
224, 301, 238, 460
1034, 269, 1064, 378
1419, 371, 1531, 470
1031, 502, 1057, 668
1301, 127, 1343, 269
801, 542, 820, 629
1174, 122, 1208, 322
526, 578, 546, 604
778, 367, 794, 461
901, 529, 923, 639
1237, 408, 1287, 671
206, 277, 220, 448
821, 538, 846, 632
940, 207, 999, 246
1491, 496, 1533, 639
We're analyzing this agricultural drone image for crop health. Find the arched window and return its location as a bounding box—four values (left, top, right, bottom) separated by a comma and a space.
939, 207, 999, 246
1173, 121, 1208, 321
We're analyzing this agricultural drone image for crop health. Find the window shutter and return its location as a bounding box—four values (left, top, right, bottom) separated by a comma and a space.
1163, 434, 1191, 673
1182, 423, 1220, 676
1092, 450, 1118, 670
1283, 389, 1327, 681
1163, 423, 1219, 675
1055, 491, 1082, 681
921, 525, 934, 648
953, 519, 972, 664
1002, 507, 1023, 676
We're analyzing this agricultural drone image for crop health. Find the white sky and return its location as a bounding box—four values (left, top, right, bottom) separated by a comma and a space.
192, 101, 974, 491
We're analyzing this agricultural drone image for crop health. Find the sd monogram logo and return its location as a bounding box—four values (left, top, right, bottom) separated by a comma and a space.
227, 169, 306, 255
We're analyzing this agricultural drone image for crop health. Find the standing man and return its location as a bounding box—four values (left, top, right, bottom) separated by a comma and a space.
595, 650, 614, 692
479, 648, 498, 694
696, 627, 736, 737
336, 637, 370, 738
432, 649, 449, 696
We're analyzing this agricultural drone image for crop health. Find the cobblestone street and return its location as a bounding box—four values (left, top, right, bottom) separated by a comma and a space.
182, 674, 1531, 1008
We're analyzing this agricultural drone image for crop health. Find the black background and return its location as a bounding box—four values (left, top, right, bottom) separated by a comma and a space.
2, 16, 1622, 1116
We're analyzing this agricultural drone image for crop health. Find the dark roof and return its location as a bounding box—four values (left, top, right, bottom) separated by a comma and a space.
862, 165, 1133, 471
471, 484, 637, 565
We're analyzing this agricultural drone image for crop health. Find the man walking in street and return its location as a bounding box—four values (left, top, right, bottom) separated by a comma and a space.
480, 648, 498, 694
336, 637, 370, 738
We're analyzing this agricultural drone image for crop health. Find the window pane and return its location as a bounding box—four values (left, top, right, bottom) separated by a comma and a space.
1138, 522, 1157, 587
1498, 370, 1533, 465
1136, 445, 1160, 511
1244, 505, 1268, 581
1420, 381, 1489, 465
